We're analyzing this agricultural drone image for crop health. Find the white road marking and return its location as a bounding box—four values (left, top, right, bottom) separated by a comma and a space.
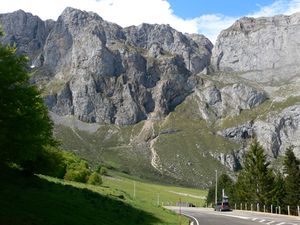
181, 213, 200, 225
213, 213, 251, 220
277, 223, 285, 225
266, 221, 275, 224
252, 218, 258, 221
260, 219, 266, 222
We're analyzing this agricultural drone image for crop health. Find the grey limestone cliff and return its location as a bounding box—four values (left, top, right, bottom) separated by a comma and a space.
0, 7, 212, 125
211, 12, 300, 83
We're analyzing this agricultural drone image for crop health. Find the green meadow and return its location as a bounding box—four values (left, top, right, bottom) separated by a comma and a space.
0, 166, 207, 225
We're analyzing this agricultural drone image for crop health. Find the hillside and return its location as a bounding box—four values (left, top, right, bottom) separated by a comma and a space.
1, 8, 300, 187
0, 165, 206, 225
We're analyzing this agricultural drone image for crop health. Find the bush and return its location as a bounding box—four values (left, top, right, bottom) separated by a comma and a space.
87, 172, 102, 185
64, 161, 91, 183
100, 167, 108, 176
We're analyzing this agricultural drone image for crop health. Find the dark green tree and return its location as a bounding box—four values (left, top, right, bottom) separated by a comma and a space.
235, 139, 274, 205
271, 173, 285, 207
0, 29, 57, 171
206, 174, 236, 205
283, 146, 300, 208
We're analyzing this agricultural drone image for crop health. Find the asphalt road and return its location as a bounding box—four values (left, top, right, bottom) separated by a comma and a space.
166, 207, 300, 225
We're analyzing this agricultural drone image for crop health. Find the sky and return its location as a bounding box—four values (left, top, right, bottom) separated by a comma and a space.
1, 0, 300, 43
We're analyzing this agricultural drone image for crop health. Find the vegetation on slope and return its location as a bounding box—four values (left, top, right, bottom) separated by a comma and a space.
54, 96, 240, 187
0, 165, 208, 225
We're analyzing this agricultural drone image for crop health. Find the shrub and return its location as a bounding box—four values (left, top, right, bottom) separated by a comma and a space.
64, 161, 91, 183
100, 167, 108, 176
87, 172, 102, 185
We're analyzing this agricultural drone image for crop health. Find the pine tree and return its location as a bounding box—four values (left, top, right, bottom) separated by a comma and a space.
236, 139, 274, 205
272, 173, 285, 207
206, 174, 235, 205
283, 146, 300, 208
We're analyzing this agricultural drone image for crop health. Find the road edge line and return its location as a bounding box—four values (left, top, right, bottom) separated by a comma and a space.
181, 212, 200, 225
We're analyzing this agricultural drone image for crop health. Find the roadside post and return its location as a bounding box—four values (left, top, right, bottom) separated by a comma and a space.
271, 204, 273, 214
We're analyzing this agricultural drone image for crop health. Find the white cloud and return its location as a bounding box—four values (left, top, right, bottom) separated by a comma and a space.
193, 14, 237, 44
0, 0, 300, 44
249, 0, 300, 17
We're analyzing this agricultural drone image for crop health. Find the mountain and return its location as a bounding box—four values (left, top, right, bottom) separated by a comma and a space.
1, 8, 300, 187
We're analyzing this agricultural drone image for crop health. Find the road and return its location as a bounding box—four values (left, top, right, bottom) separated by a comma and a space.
166, 207, 300, 225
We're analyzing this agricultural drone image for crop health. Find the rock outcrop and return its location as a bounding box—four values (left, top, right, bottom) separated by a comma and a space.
0, 10, 54, 64
196, 82, 267, 120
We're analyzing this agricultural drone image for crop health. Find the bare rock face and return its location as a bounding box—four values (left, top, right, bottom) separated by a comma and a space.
254, 105, 300, 158
0, 10, 54, 64
219, 104, 300, 160
196, 83, 267, 120
124, 24, 212, 74
0, 8, 212, 125
211, 13, 300, 82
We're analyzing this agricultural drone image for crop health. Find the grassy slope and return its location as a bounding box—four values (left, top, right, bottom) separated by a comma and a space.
0, 166, 207, 225
152, 97, 239, 186
54, 94, 240, 187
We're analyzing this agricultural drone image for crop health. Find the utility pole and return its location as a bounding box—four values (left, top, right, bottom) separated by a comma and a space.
133, 181, 136, 199
215, 170, 218, 205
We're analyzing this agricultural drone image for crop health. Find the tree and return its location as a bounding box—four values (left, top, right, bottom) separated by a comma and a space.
0, 29, 57, 171
206, 174, 236, 205
283, 146, 300, 208
235, 139, 274, 205
271, 173, 285, 207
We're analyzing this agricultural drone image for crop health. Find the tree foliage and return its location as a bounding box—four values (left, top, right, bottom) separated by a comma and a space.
283, 146, 300, 207
0, 29, 57, 171
87, 172, 103, 185
206, 174, 235, 205
235, 139, 274, 205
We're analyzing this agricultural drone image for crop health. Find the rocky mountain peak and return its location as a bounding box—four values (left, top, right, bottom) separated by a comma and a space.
59, 7, 104, 26
0, 9, 51, 61
211, 12, 300, 81
124, 23, 212, 74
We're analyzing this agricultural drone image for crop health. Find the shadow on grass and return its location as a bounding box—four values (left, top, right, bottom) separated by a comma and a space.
0, 166, 161, 225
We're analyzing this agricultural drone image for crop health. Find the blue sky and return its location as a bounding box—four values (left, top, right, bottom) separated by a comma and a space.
1, 0, 300, 43
168, 0, 276, 18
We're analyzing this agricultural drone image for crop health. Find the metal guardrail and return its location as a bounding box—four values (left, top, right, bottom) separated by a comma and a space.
232, 203, 300, 217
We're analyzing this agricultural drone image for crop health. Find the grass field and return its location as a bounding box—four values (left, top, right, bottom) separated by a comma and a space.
0, 166, 207, 225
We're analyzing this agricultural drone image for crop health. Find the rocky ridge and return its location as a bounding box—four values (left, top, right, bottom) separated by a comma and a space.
1, 7, 213, 126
